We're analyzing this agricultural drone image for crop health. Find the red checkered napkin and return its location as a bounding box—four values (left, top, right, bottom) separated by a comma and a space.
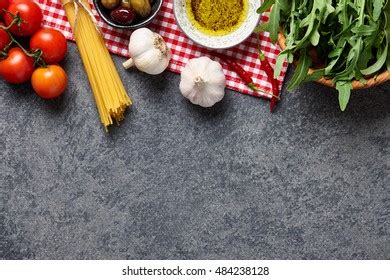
37, 0, 288, 99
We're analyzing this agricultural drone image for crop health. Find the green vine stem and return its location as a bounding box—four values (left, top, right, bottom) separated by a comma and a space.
0, 17, 19, 31
0, 12, 46, 67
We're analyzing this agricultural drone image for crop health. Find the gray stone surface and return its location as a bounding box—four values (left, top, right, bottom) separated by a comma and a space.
1, 43, 389, 260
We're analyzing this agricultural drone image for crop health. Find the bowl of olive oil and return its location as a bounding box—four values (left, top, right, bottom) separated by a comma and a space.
173, 0, 260, 49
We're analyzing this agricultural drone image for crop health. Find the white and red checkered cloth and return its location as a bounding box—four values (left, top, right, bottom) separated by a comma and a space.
37, 0, 287, 98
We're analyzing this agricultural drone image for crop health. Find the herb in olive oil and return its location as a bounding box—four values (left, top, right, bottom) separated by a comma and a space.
186, 0, 248, 36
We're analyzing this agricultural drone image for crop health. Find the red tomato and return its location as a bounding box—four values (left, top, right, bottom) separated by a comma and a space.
4, 0, 42, 37
0, 0, 9, 16
0, 47, 34, 84
30, 28, 67, 64
31, 65, 68, 99
0, 23, 11, 51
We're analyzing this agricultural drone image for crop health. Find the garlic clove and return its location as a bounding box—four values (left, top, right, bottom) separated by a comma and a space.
187, 57, 210, 79
203, 84, 225, 105
128, 34, 154, 57
134, 48, 169, 75
189, 84, 224, 108
180, 77, 198, 102
205, 63, 226, 84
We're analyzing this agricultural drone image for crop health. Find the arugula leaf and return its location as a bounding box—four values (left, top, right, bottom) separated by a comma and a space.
274, 51, 288, 79
287, 50, 312, 91
268, 3, 281, 43
360, 44, 388, 75
253, 23, 269, 34
336, 81, 352, 111
303, 69, 326, 82
257, 0, 275, 14
351, 24, 378, 36
384, 0, 390, 70
373, 0, 386, 21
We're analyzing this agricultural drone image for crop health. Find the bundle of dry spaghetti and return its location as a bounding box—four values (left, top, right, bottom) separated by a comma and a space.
61, 0, 131, 129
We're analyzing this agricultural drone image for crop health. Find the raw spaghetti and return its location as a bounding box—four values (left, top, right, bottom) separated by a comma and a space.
61, 0, 131, 129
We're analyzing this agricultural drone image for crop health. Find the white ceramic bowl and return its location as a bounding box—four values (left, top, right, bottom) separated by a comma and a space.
173, 0, 260, 49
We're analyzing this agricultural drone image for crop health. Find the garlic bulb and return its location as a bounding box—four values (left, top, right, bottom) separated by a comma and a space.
123, 28, 171, 75
180, 57, 226, 107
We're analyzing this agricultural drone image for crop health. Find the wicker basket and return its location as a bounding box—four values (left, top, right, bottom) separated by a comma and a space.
277, 32, 390, 89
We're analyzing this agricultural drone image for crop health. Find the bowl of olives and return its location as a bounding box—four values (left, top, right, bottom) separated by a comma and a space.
93, 0, 163, 29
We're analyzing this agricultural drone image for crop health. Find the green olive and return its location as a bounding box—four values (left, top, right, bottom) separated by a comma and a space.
101, 0, 120, 10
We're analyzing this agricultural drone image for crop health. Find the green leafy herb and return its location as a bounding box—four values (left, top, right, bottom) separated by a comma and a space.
258, 0, 390, 111
256, 0, 275, 14
336, 81, 352, 111
287, 50, 312, 91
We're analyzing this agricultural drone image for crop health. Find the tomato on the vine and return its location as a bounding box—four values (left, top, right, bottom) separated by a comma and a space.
4, 0, 42, 37
0, 47, 34, 84
30, 28, 67, 64
0, 0, 9, 16
31, 65, 68, 99
0, 22, 11, 51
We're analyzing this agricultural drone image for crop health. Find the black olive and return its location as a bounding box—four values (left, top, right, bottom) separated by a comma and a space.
110, 7, 136, 25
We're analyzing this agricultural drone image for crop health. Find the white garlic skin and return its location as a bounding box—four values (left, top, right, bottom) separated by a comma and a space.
126, 28, 171, 75
180, 57, 226, 107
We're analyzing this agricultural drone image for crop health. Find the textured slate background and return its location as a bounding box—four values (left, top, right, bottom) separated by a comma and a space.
1, 43, 389, 260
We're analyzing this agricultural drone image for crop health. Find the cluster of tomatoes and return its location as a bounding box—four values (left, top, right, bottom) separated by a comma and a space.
0, 0, 68, 99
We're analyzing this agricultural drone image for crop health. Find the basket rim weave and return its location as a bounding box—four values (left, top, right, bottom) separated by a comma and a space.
277, 32, 390, 89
